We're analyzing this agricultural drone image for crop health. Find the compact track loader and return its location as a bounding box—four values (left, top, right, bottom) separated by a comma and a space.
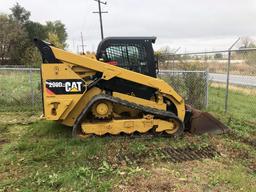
34, 37, 228, 138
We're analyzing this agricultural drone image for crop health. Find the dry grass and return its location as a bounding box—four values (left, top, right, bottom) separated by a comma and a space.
159, 60, 256, 75
210, 82, 256, 96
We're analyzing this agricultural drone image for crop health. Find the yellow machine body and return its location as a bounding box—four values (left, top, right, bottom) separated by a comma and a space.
39, 42, 185, 137
36, 37, 228, 138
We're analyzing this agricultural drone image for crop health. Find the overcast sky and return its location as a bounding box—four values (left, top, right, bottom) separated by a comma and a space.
1, 0, 256, 52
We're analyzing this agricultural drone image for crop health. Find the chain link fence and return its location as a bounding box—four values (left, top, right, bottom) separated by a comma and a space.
158, 70, 208, 109
0, 67, 209, 112
1, 47, 256, 125
158, 48, 256, 123
220, 50, 256, 122
0, 68, 42, 112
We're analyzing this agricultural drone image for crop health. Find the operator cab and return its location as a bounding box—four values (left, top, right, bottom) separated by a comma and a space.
96, 37, 158, 77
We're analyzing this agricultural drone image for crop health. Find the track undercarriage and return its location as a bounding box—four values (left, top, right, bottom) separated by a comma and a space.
74, 94, 184, 138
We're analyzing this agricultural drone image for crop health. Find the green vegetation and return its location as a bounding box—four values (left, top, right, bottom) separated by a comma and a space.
0, 3, 67, 67
0, 70, 41, 112
208, 85, 256, 134
160, 72, 207, 109
0, 84, 256, 191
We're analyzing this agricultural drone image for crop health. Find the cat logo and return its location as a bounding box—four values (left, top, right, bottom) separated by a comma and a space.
65, 82, 83, 92
46, 79, 86, 95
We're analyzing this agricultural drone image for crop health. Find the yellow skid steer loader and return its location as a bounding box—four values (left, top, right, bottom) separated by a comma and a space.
34, 37, 228, 138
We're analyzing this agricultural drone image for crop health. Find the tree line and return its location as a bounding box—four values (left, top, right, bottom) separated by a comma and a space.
0, 3, 67, 67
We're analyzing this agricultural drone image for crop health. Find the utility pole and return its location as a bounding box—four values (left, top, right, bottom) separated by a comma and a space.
80, 32, 85, 54
72, 39, 75, 52
172, 47, 181, 71
77, 45, 79, 54
93, 0, 108, 40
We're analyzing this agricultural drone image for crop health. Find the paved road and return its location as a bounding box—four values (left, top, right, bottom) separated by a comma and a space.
209, 73, 256, 87
159, 70, 256, 87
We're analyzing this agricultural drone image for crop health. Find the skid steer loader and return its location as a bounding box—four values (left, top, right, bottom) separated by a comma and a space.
34, 37, 229, 138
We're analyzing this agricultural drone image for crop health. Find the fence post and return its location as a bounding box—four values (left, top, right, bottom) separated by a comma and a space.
224, 37, 240, 113
205, 69, 209, 108
29, 67, 35, 112
224, 50, 231, 113
172, 54, 175, 71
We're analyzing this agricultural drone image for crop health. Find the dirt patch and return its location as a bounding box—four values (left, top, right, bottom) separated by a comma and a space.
0, 138, 8, 144
211, 133, 256, 175
0, 138, 9, 149
224, 146, 256, 173
114, 167, 177, 192
0, 112, 40, 126
0, 139, 5, 144
113, 160, 230, 192
227, 131, 256, 148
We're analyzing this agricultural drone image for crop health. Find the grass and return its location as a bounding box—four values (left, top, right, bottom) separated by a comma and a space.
208, 164, 255, 191
0, 101, 256, 191
208, 85, 256, 134
209, 85, 256, 119
0, 71, 41, 112
0, 73, 256, 191
0, 120, 117, 191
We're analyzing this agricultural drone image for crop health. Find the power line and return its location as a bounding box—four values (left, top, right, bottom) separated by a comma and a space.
93, 0, 108, 40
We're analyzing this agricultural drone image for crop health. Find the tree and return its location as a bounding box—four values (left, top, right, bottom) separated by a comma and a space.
156, 46, 175, 62
46, 32, 64, 49
0, 14, 28, 65
214, 53, 223, 59
237, 37, 256, 66
45, 21, 68, 48
21, 46, 42, 67
239, 37, 256, 49
0, 3, 68, 66
25, 21, 47, 42
9, 3, 30, 24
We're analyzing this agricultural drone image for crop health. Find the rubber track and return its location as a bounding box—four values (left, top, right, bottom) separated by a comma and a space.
117, 145, 220, 164
73, 94, 184, 137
